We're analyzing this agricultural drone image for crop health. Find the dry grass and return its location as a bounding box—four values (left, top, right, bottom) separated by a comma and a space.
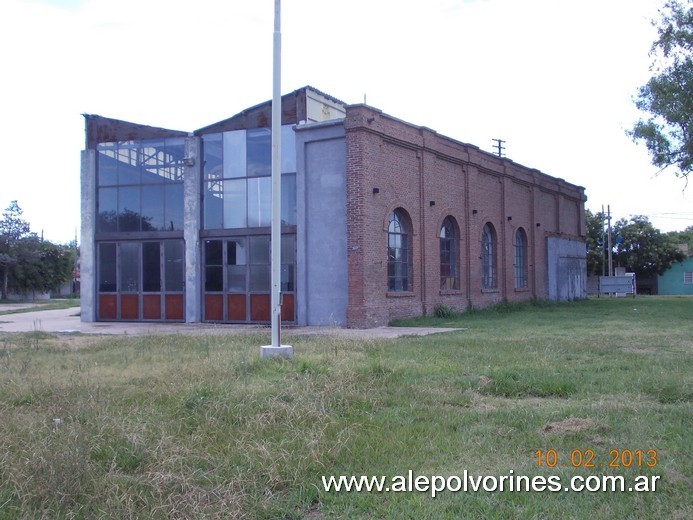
0, 296, 690, 518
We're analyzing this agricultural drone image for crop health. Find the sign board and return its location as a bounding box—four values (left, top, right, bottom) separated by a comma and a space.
598, 274, 636, 296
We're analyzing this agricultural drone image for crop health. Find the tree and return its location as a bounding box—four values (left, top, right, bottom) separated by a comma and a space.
9, 241, 75, 295
585, 209, 606, 275
0, 200, 35, 299
667, 224, 693, 249
629, 0, 692, 181
613, 215, 686, 278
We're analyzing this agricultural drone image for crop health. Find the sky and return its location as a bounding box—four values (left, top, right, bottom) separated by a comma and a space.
1, 0, 691, 244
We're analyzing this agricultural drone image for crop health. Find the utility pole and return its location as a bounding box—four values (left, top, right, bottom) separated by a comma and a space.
492, 138, 505, 158
261, 0, 293, 358
606, 205, 613, 277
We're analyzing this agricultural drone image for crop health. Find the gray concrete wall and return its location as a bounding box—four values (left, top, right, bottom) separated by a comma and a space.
295, 121, 348, 326
80, 149, 96, 322
546, 236, 587, 301
184, 137, 202, 322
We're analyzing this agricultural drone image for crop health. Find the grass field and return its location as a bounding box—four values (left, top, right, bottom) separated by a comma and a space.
0, 296, 690, 519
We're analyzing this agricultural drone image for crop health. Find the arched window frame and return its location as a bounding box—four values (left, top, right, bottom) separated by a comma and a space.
440, 217, 460, 290
514, 227, 528, 289
387, 209, 412, 292
481, 223, 497, 289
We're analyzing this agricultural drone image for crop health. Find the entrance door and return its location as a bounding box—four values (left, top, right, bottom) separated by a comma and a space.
97, 240, 185, 321
203, 235, 295, 323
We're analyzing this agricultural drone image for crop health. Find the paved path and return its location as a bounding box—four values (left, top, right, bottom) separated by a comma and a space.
0, 305, 462, 339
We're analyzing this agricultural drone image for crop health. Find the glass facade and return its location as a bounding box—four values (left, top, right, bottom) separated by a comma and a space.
96, 138, 185, 233
94, 125, 298, 324
202, 126, 296, 230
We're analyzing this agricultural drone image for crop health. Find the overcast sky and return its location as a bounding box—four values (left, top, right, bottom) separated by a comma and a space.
1, 0, 691, 243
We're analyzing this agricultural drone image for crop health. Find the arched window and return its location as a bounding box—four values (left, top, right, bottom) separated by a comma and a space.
515, 228, 528, 289
440, 217, 459, 290
481, 223, 497, 289
388, 209, 412, 291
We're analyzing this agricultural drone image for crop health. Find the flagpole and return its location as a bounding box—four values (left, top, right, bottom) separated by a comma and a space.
262, 0, 293, 358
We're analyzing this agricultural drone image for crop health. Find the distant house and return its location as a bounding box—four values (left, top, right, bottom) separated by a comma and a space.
658, 245, 693, 295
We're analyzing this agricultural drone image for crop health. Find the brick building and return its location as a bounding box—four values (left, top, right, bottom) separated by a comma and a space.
81, 86, 587, 328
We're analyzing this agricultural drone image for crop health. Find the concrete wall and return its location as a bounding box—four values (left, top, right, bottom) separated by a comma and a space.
183, 137, 202, 322
80, 149, 96, 322
295, 120, 348, 325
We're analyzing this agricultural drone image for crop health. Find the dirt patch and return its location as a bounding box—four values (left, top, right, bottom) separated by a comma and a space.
542, 417, 605, 435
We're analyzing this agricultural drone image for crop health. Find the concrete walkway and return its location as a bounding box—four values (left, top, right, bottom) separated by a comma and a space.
0, 305, 462, 340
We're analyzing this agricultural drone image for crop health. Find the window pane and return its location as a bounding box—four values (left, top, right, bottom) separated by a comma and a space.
97, 144, 118, 185
97, 187, 118, 232
164, 240, 184, 292
281, 125, 296, 173
250, 265, 270, 291
119, 186, 141, 232
141, 185, 165, 231
203, 134, 223, 179
140, 140, 166, 183
142, 242, 161, 292
247, 128, 271, 177
165, 183, 184, 231
249, 236, 270, 264
117, 142, 141, 186
165, 137, 185, 182
281, 264, 294, 292
120, 242, 139, 292
227, 265, 246, 292
281, 235, 295, 263
248, 177, 271, 227
227, 240, 246, 265
205, 240, 223, 265
98, 242, 117, 292
282, 174, 296, 225
205, 266, 223, 291
223, 179, 247, 228
223, 130, 246, 178
204, 180, 223, 229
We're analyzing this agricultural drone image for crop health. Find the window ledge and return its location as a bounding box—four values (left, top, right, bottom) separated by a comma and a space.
387, 291, 415, 298
440, 290, 464, 296
514, 288, 530, 293
481, 288, 500, 294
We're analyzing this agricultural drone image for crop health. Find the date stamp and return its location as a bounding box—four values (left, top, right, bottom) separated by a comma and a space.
535, 449, 658, 468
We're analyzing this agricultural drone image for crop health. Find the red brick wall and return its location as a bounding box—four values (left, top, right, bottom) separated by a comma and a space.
345, 105, 586, 328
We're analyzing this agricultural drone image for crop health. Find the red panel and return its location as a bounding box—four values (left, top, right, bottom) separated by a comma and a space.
165, 294, 184, 321
281, 293, 295, 322
204, 294, 224, 321
98, 294, 117, 320
143, 294, 161, 320
250, 294, 270, 322
120, 294, 139, 320
227, 294, 246, 321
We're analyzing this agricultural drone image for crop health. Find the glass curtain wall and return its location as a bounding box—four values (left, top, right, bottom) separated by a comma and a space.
95, 138, 186, 321
201, 126, 297, 323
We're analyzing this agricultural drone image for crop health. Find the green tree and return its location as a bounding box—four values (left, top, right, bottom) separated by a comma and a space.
629, 0, 692, 181
9, 241, 75, 295
585, 209, 606, 275
613, 215, 686, 278
0, 201, 35, 299
667, 224, 693, 249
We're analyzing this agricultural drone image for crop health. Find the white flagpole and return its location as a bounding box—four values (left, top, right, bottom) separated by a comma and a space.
262, 0, 293, 358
